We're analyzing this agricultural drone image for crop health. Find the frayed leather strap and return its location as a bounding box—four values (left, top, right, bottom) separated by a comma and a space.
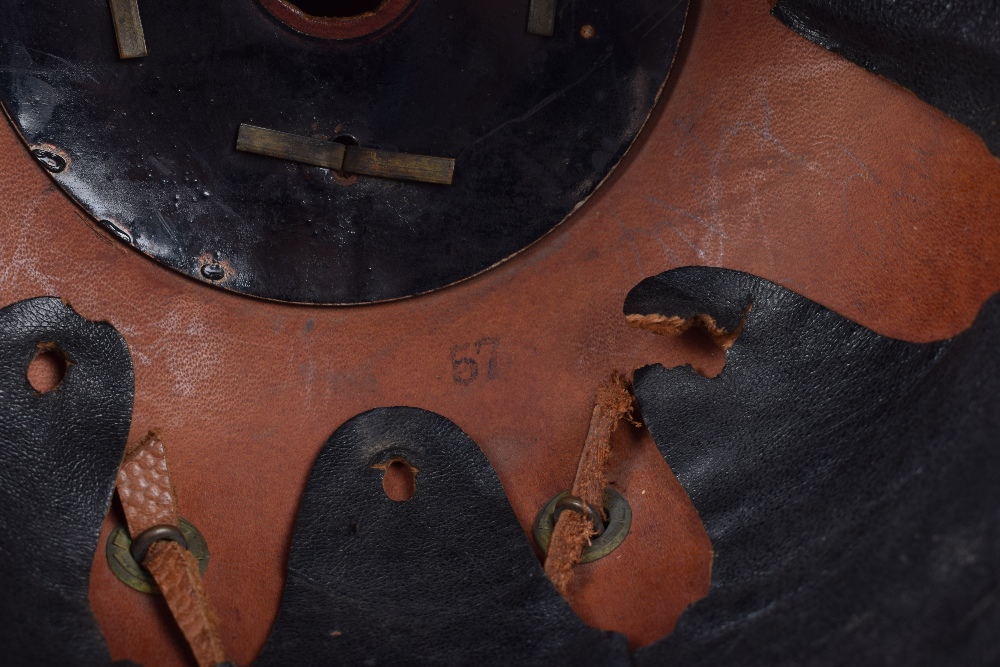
543, 373, 633, 595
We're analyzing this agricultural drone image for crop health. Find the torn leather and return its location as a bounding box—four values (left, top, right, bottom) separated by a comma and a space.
628, 267, 1000, 666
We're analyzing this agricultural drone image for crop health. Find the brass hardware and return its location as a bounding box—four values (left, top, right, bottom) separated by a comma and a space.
108, 0, 147, 59
553, 494, 605, 536
236, 123, 454, 185
237, 125, 347, 171
533, 487, 632, 563
106, 518, 208, 594
342, 146, 454, 185
527, 0, 557, 37
129, 524, 188, 564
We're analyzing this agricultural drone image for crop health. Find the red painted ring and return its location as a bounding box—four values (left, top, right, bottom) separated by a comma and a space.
257, 0, 415, 40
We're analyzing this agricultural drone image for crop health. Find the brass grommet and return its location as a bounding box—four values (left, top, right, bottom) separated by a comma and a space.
106, 518, 209, 594
129, 524, 188, 564
533, 487, 632, 563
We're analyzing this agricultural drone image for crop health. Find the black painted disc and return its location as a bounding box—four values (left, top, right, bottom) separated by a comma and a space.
0, 0, 687, 303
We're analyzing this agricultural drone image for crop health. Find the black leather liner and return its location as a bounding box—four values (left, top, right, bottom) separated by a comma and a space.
252, 407, 630, 666
0, 298, 133, 665
628, 267, 1000, 666
772, 0, 1000, 156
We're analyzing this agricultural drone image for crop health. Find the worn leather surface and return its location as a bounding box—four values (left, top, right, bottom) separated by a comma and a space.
253, 407, 630, 666
0, 0, 995, 664
0, 297, 133, 665
772, 0, 1000, 156
629, 267, 1000, 666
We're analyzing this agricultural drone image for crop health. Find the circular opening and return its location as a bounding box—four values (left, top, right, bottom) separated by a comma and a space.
258, 0, 414, 40
28, 346, 69, 393
381, 458, 416, 502
285, 0, 384, 17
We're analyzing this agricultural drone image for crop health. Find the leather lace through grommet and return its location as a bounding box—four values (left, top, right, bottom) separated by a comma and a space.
116, 433, 227, 667
106, 517, 210, 595
541, 373, 634, 595
534, 487, 632, 565
129, 524, 188, 565
553, 494, 605, 536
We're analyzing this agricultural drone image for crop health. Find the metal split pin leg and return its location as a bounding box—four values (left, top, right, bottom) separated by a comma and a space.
527, 0, 557, 36
108, 0, 147, 59
236, 124, 455, 185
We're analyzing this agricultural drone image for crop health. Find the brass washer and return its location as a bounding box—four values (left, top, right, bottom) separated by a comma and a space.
533, 487, 632, 563
106, 517, 209, 595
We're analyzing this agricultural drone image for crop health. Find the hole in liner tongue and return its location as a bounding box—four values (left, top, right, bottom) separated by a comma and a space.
374, 457, 417, 502
28, 345, 69, 393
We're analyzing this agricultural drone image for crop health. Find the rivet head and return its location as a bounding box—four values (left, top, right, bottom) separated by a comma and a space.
31, 147, 67, 173
98, 219, 132, 244
201, 262, 225, 281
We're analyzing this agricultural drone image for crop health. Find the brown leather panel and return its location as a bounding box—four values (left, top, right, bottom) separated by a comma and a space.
118, 434, 179, 534
257, 0, 414, 41
0, 0, 994, 664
